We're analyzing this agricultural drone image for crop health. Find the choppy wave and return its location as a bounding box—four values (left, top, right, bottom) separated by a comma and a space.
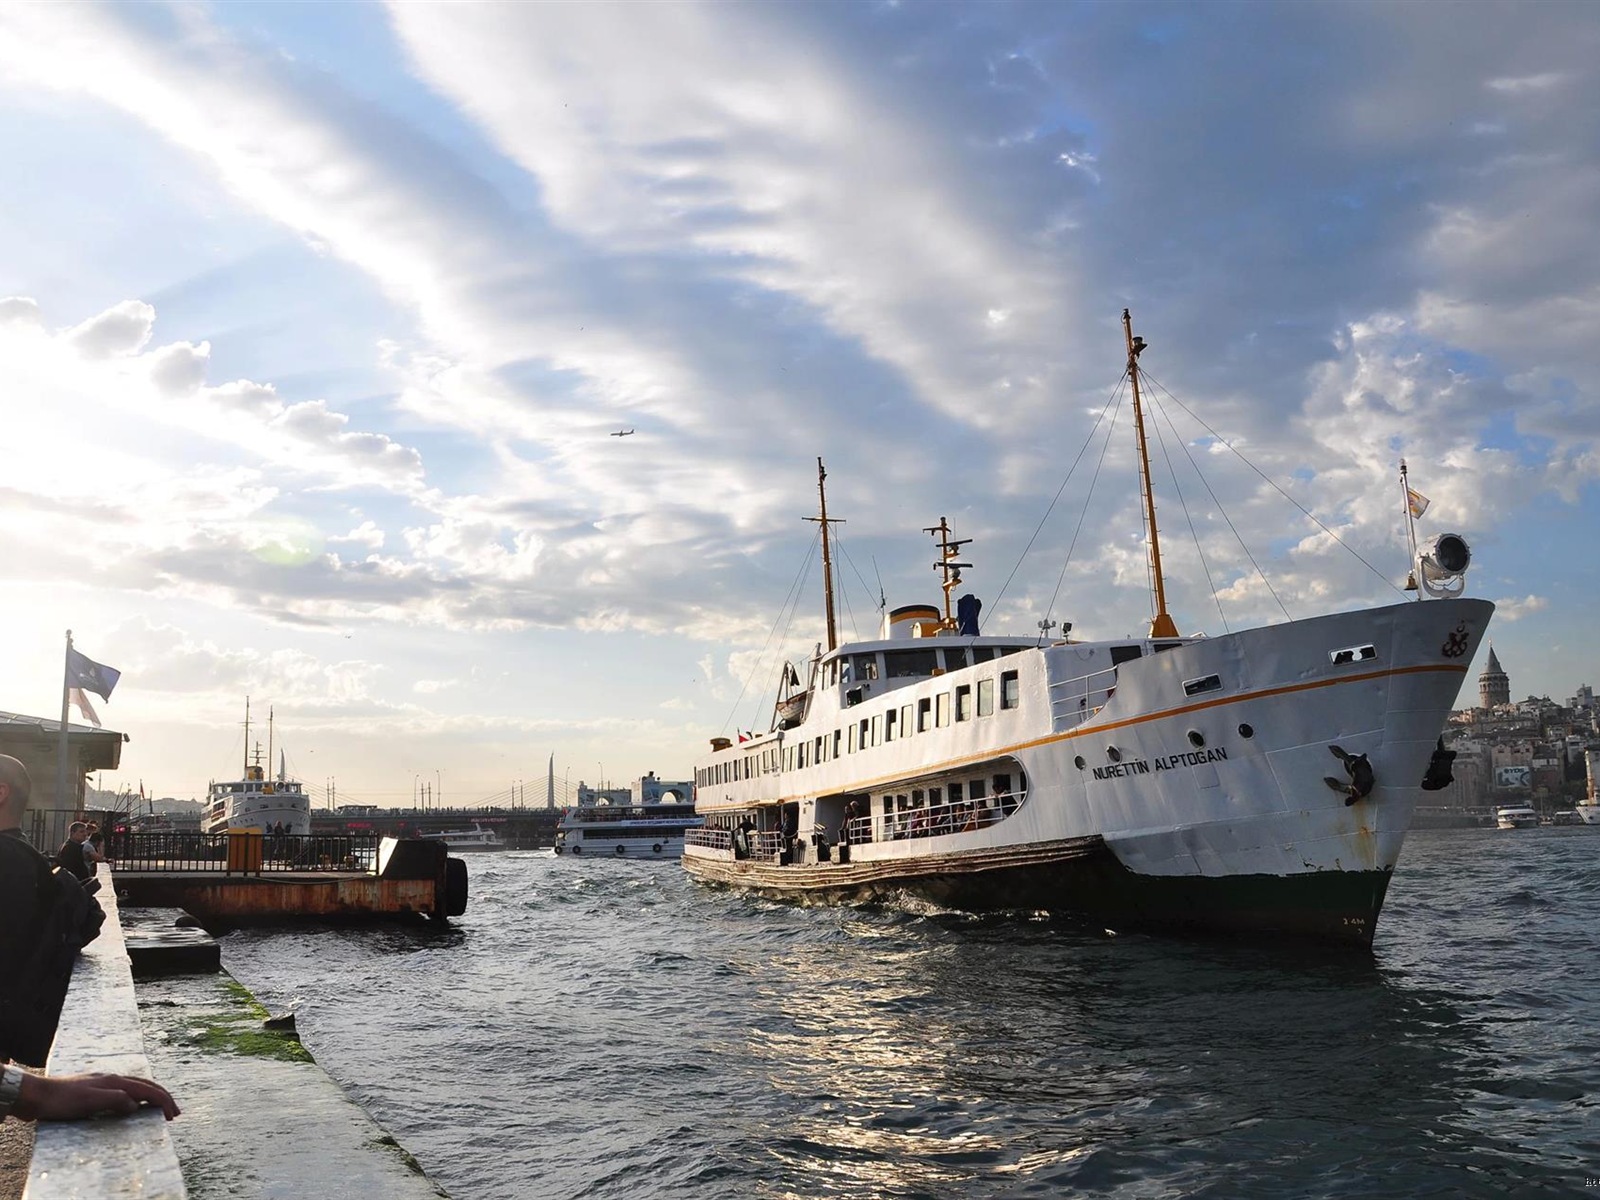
219, 833, 1600, 1199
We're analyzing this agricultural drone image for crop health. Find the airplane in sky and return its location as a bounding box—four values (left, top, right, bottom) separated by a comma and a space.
611, 428, 635, 437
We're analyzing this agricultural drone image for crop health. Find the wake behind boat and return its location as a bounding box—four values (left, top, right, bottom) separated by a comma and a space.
555, 773, 701, 858
683, 311, 1492, 947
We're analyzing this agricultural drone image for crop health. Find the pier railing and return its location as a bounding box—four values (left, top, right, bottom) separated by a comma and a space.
109, 831, 381, 875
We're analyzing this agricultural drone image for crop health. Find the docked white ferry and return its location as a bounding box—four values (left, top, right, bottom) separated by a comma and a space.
201, 703, 312, 835
554, 773, 701, 858
682, 312, 1493, 946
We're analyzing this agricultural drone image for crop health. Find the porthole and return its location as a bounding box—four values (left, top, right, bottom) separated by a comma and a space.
1238, 723, 1254, 739
1074, 755, 1086, 770
1187, 730, 1205, 748
1107, 746, 1121, 762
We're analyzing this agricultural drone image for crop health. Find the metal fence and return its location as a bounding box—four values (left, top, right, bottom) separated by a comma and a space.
107, 831, 381, 875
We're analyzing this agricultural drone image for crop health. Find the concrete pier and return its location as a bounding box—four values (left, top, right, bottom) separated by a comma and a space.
7, 868, 450, 1199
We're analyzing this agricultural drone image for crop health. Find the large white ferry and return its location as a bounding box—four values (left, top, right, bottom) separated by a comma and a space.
554, 773, 701, 858
201, 701, 312, 835
683, 312, 1493, 946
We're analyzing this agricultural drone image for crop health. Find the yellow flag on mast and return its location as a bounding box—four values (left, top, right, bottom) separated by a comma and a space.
1406, 487, 1430, 519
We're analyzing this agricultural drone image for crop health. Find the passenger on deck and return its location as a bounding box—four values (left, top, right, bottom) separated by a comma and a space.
839, 799, 859, 846
733, 815, 755, 859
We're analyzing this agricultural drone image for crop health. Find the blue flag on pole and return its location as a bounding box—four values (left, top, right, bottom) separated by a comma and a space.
66, 647, 120, 701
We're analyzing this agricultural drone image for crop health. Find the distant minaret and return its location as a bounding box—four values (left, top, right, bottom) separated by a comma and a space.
546, 754, 555, 809
1479, 644, 1510, 709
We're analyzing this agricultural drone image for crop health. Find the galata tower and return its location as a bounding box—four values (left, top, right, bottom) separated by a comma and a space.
1478, 644, 1509, 709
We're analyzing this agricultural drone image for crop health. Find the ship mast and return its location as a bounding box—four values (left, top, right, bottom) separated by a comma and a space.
242, 696, 251, 777
924, 516, 972, 631
804, 457, 841, 653
1124, 308, 1179, 639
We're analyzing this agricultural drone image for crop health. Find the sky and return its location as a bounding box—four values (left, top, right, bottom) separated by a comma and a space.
2, 1, 1597, 809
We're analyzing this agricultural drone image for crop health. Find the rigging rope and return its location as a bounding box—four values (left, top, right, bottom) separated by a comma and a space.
720, 523, 821, 737
1139, 370, 1407, 599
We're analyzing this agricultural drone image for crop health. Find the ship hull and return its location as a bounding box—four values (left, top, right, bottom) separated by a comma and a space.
684, 838, 1392, 945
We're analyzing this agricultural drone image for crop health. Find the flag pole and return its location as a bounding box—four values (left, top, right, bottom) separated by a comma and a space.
57, 629, 74, 810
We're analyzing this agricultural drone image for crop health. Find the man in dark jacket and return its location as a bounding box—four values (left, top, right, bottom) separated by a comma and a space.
54, 822, 96, 882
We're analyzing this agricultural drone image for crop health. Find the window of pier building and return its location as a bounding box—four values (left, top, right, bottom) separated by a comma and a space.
943, 647, 968, 672
888, 649, 937, 679
955, 684, 973, 722
1001, 670, 1020, 710
917, 697, 932, 733
977, 678, 994, 717
936, 693, 950, 727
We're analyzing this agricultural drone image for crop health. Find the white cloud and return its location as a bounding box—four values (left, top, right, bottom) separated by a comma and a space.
1493, 595, 1549, 622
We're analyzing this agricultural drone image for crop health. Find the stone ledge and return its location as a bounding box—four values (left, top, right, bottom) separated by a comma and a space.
26, 867, 185, 1200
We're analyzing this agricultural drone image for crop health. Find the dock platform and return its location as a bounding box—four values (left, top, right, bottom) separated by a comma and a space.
111, 836, 468, 930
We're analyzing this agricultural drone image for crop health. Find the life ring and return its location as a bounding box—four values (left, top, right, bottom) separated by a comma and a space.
615, 844, 626, 855
653, 843, 662, 853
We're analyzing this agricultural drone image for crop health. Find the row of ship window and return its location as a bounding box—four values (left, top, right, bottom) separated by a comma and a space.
825, 643, 1027, 686
698, 669, 1021, 788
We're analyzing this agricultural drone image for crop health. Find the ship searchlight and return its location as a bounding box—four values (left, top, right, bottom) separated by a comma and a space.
1416, 533, 1472, 598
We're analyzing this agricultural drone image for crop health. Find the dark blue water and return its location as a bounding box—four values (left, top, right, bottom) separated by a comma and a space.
220, 829, 1600, 1199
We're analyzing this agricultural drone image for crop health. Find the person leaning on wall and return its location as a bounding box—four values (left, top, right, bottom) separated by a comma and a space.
0, 755, 178, 1122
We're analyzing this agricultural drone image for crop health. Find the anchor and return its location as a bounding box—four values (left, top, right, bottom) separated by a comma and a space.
1324, 744, 1376, 806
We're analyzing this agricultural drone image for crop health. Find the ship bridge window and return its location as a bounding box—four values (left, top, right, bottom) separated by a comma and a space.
1110, 645, 1144, 666
1330, 644, 1378, 665
1001, 670, 1020, 710
888, 649, 937, 678
943, 648, 968, 672
1153, 641, 1183, 653
852, 654, 880, 681
971, 647, 995, 663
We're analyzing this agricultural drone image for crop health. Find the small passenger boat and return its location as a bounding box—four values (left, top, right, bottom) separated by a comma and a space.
1494, 805, 1540, 830
554, 774, 701, 858
682, 311, 1494, 947
418, 824, 507, 851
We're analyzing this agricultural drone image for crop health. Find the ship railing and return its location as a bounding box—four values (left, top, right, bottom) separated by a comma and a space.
106, 831, 382, 875
1048, 666, 1121, 726
874, 790, 1025, 843
685, 827, 732, 851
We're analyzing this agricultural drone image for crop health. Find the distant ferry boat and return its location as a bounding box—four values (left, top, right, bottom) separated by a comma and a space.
418, 824, 506, 852
682, 312, 1493, 947
202, 701, 312, 835
1495, 805, 1540, 830
555, 773, 702, 858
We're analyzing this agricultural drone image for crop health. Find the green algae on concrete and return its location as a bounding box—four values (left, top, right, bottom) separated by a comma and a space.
159, 977, 312, 1063
137, 970, 448, 1199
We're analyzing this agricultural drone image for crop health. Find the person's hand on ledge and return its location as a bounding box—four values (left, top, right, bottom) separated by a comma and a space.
13, 1071, 180, 1122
